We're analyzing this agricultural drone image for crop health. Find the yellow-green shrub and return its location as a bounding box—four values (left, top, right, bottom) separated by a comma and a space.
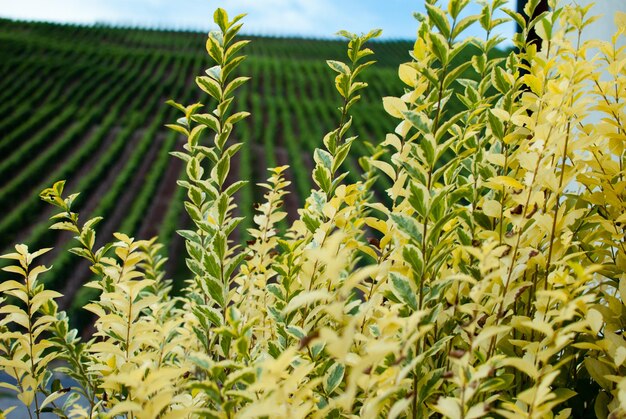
1, 0, 625, 418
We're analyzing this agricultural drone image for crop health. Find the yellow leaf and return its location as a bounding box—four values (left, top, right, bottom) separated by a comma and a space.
106, 401, 142, 417
435, 397, 462, 419
17, 389, 35, 407
2, 265, 26, 277
382, 133, 402, 151
30, 290, 62, 313
29, 248, 52, 261
383, 96, 407, 119
364, 218, 387, 234
398, 63, 418, 87
389, 398, 411, 419
27, 265, 50, 284
615, 347, 626, 367
284, 291, 330, 314
483, 199, 502, 218
370, 160, 396, 181
0, 280, 24, 293
486, 176, 524, 190
523, 74, 543, 94
501, 357, 539, 380
473, 325, 510, 347
517, 386, 536, 406
587, 308, 603, 334
584, 358, 613, 390
466, 403, 489, 419
490, 108, 510, 122
41, 390, 69, 410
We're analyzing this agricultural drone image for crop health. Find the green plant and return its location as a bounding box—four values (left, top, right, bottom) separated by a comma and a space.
1, 1, 626, 418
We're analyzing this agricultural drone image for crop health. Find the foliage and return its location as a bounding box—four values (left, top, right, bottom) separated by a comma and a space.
1, 0, 626, 417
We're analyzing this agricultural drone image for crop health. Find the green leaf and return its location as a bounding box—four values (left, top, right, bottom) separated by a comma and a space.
334, 73, 350, 98
390, 213, 422, 244
166, 99, 187, 113
426, 3, 451, 39
314, 149, 333, 170
186, 209, 206, 236
165, 123, 189, 136
390, 272, 418, 311
224, 76, 250, 98
225, 251, 247, 279
479, 5, 492, 32
217, 97, 234, 119
429, 32, 449, 65
177, 229, 202, 245
225, 180, 246, 197
202, 251, 221, 280
225, 40, 250, 61
267, 284, 285, 301
222, 55, 246, 80
402, 110, 431, 136
206, 34, 224, 64
327, 60, 350, 75
192, 113, 220, 132
403, 245, 424, 281
492, 66, 513, 94
302, 212, 321, 233
448, 0, 469, 19
324, 363, 345, 394
313, 165, 332, 194
170, 151, 191, 162
332, 142, 353, 174
503, 8, 526, 31
523, 0, 541, 18
225, 21, 245, 45
214, 231, 227, 261
286, 325, 305, 340
336, 30, 356, 39
488, 110, 505, 140
443, 61, 472, 90
226, 111, 250, 126
205, 306, 224, 327
214, 8, 229, 32
185, 126, 204, 149
204, 276, 224, 308
408, 182, 429, 218
323, 130, 338, 154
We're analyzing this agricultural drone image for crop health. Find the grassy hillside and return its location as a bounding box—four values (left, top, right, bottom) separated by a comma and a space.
0, 19, 413, 316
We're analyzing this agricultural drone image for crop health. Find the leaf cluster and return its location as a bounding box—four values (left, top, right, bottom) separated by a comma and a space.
1, 2, 626, 418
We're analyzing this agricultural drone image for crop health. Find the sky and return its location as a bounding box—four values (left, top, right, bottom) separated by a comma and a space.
0, 0, 518, 40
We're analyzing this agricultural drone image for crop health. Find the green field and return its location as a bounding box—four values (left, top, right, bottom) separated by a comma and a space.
0, 19, 412, 318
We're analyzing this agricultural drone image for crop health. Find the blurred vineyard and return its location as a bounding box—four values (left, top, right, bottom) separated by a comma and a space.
0, 19, 414, 322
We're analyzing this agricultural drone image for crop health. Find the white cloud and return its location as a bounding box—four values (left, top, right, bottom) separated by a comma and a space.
218, 0, 374, 37
0, 0, 380, 38
0, 0, 118, 24
0, 0, 517, 40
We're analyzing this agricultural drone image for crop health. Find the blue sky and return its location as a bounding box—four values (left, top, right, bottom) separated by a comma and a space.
0, 0, 518, 40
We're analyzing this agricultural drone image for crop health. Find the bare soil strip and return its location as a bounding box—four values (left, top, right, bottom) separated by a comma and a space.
137, 135, 184, 240
10, 125, 119, 246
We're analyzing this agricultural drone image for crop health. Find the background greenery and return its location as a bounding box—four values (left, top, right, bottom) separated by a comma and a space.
0, 20, 414, 313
